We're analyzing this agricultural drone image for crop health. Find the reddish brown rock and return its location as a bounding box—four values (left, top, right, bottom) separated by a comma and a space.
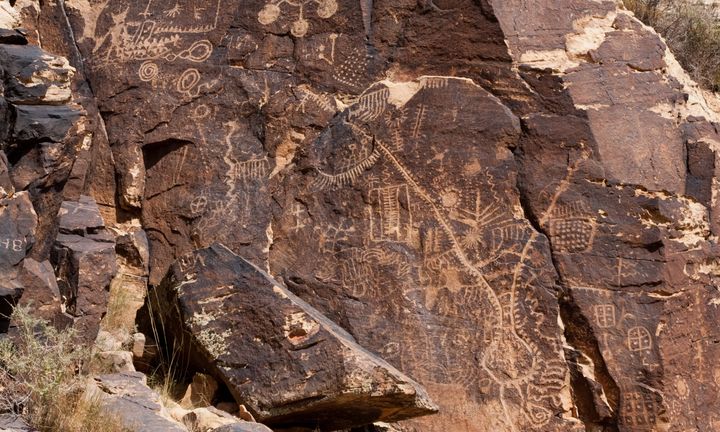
89, 371, 186, 432
0, 191, 37, 332
51, 196, 116, 341
0, 151, 13, 199
153, 244, 438, 430
3, 0, 720, 430
14, 258, 69, 327
210, 423, 273, 432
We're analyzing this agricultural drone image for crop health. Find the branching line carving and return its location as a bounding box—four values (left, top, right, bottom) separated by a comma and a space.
313, 147, 380, 190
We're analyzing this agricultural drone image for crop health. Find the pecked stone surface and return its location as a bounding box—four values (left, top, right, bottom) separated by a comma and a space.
4, 0, 720, 431
489, 2, 720, 430
153, 244, 438, 430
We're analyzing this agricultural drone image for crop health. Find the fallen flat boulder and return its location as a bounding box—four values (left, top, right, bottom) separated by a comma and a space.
152, 244, 438, 431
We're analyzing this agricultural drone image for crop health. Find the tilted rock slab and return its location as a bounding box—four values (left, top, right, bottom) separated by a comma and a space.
152, 244, 438, 430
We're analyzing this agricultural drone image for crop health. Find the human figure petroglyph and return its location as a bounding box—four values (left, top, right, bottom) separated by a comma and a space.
290, 202, 311, 233
189, 194, 208, 216
257, 0, 339, 38
222, 122, 272, 196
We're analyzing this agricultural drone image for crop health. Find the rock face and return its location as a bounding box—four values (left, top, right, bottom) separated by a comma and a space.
0, 0, 719, 431
0, 191, 38, 332
153, 244, 438, 430
52, 195, 116, 340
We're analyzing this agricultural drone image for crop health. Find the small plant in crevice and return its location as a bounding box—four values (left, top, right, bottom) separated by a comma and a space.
0, 305, 128, 432
144, 287, 191, 405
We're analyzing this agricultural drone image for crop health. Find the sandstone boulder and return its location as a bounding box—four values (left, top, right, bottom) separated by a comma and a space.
181, 406, 237, 432
51, 195, 116, 341
0, 2, 19, 30
0, 191, 37, 332
0, 192, 36, 269
14, 257, 68, 327
0, 44, 75, 105
209, 423, 273, 432
90, 350, 135, 374
180, 373, 219, 409
0, 29, 27, 45
0, 152, 13, 199
152, 244, 438, 431
90, 371, 186, 432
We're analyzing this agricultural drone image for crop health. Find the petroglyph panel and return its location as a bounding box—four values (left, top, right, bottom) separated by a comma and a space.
270, 76, 578, 431
257, 0, 339, 37
621, 391, 660, 430
544, 200, 596, 253
60, 0, 720, 430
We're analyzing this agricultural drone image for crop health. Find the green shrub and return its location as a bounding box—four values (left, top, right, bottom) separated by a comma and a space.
0, 306, 128, 432
625, 0, 720, 91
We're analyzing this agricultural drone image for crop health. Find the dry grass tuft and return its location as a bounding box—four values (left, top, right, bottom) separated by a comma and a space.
624, 0, 720, 91
0, 306, 128, 432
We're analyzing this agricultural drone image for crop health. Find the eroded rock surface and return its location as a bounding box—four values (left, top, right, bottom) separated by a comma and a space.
90, 371, 186, 432
52, 195, 116, 340
153, 244, 438, 430
0, 0, 719, 431
0, 191, 37, 331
